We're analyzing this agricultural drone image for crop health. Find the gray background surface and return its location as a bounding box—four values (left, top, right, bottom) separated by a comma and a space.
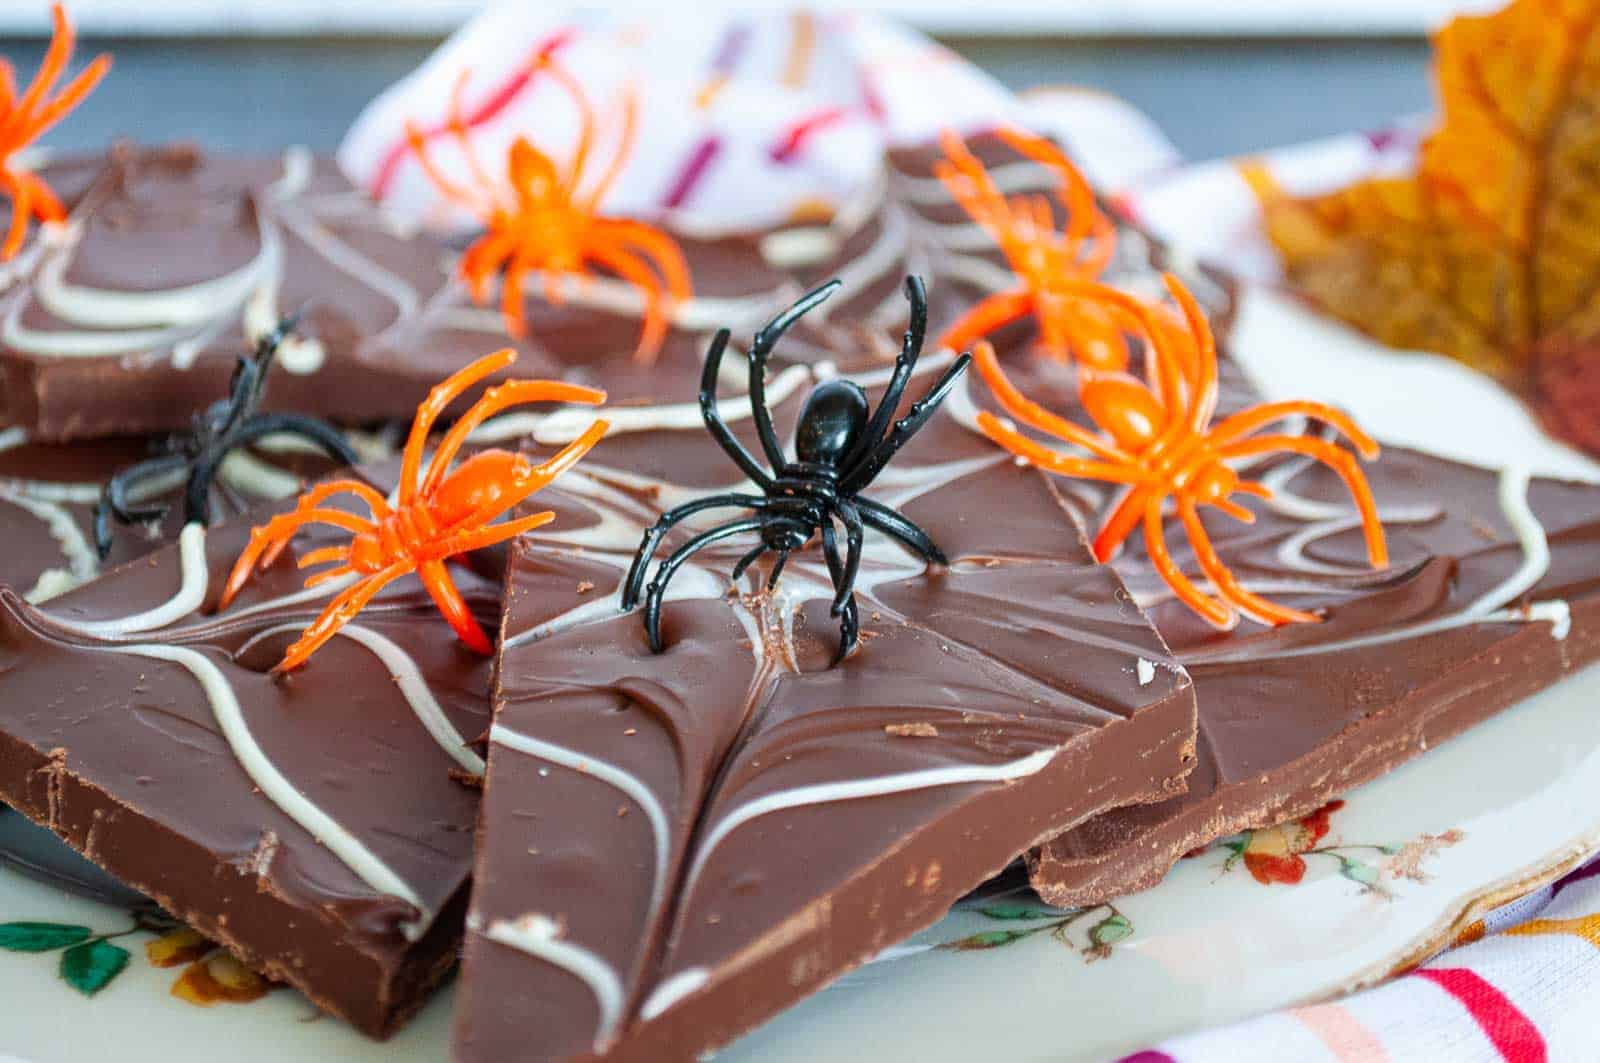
0, 35, 1433, 162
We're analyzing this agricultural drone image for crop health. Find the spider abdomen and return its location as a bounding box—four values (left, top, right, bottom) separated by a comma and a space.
795, 379, 870, 467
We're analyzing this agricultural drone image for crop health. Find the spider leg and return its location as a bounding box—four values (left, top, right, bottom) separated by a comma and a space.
936, 288, 1034, 357
259, 478, 391, 570
1177, 497, 1318, 625
185, 412, 362, 527
746, 280, 840, 468
423, 379, 606, 498
1093, 485, 1155, 562
400, 348, 519, 506
766, 549, 790, 592
972, 341, 1134, 463
855, 496, 947, 565
699, 329, 777, 489
819, 517, 860, 665
975, 413, 1148, 484
433, 509, 556, 557
642, 516, 766, 653
730, 542, 767, 583
622, 494, 769, 610
832, 501, 864, 616
274, 559, 414, 673
94, 453, 188, 558
1143, 495, 1236, 630
419, 559, 493, 654
1207, 401, 1381, 458
843, 276, 928, 470
1217, 434, 1387, 567
218, 506, 375, 610
839, 352, 973, 494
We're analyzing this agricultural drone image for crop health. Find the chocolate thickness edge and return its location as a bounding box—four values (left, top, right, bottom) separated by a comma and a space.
1027, 598, 1600, 907
0, 727, 468, 1037
571, 678, 1196, 1062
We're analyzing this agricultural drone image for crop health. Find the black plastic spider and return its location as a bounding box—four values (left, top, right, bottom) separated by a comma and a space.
93, 313, 360, 556
622, 276, 972, 664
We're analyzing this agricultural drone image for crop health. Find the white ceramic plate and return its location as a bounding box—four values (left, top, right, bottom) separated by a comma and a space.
5, 286, 1600, 1060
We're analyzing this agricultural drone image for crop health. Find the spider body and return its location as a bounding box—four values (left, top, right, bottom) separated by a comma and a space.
974, 272, 1388, 630
218, 347, 608, 673
406, 57, 690, 362
93, 313, 360, 557
623, 276, 972, 664
934, 127, 1122, 369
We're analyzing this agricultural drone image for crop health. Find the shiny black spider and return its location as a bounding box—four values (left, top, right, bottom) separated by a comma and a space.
93, 313, 360, 556
622, 276, 972, 664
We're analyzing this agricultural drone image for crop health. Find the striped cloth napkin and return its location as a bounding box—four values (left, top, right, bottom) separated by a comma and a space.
1123, 854, 1600, 1062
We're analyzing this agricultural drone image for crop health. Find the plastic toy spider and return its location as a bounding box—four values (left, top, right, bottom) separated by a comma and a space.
934, 127, 1126, 370
406, 58, 691, 363
218, 348, 609, 672
0, 3, 110, 260
623, 276, 971, 664
93, 313, 359, 557
973, 272, 1388, 630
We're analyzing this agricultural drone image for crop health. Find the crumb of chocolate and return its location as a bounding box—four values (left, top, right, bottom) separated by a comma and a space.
1470, 517, 1501, 542
623, 727, 637, 736
449, 768, 485, 790
885, 722, 939, 738
617, 806, 629, 818
871, 611, 883, 622
1136, 658, 1156, 686
576, 580, 595, 595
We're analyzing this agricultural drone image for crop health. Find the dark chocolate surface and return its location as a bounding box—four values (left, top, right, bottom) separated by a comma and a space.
0, 462, 495, 1037
456, 346, 1197, 1061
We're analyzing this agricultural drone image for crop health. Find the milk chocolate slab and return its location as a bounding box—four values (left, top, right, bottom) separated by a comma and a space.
455, 352, 1197, 1061
0, 464, 495, 1036
0, 144, 455, 440
1027, 396, 1600, 906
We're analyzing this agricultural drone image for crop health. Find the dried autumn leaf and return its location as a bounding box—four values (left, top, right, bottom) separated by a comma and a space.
1250, 0, 1600, 454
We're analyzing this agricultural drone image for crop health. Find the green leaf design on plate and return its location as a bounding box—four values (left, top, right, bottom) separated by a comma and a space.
59, 939, 130, 996
976, 905, 1051, 921
1088, 912, 1133, 948
1338, 856, 1381, 888
0, 922, 93, 953
945, 929, 1031, 950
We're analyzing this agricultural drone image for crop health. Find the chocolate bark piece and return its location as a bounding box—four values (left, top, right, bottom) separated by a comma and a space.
455, 353, 1197, 1061
0, 144, 455, 440
1025, 391, 1600, 905
0, 425, 367, 604
0, 463, 495, 1037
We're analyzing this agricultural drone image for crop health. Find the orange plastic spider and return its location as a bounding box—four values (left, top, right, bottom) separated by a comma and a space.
219, 349, 609, 672
934, 127, 1124, 370
0, 3, 110, 260
973, 273, 1389, 630
406, 59, 691, 364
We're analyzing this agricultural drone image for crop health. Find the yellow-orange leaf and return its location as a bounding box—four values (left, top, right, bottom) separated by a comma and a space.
1252, 0, 1600, 453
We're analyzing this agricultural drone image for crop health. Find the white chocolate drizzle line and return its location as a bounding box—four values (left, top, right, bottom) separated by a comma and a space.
472, 913, 625, 1052
680, 748, 1057, 896
469, 363, 814, 447
0, 480, 98, 602
436, 272, 795, 337
239, 622, 485, 777
1181, 466, 1569, 665
69, 522, 211, 636
639, 967, 708, 1022
490, 723, 671, 933
892, 159, 1055, 204
98, 639, 431, 940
